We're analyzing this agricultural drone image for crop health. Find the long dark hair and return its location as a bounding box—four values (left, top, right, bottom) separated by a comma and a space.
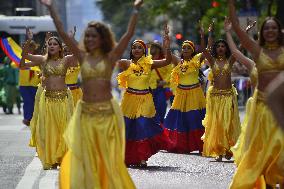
259, 17, 283, 46
129, 40, 147, 60
85, 21, 116, 54
211, 39, 231, 59
150, 42, 164, 59
46, 36, 64, 60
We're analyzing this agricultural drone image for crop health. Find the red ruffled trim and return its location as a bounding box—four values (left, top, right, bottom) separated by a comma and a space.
125, 130, 174, 165
164, 129, 204, 153
165, 90, 174, 100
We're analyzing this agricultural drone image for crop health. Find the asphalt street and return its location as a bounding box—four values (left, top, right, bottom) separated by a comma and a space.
0, 107, 245, 189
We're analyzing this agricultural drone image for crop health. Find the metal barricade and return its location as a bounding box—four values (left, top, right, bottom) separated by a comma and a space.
232, 76, 253, 108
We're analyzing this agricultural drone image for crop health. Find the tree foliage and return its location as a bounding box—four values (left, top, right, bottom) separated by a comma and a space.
97, 0, 284, 42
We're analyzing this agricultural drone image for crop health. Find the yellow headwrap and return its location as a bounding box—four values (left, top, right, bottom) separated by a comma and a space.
182, 40, 195, 52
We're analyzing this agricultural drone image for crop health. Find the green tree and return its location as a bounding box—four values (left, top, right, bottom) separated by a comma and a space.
97, 0, 283, 43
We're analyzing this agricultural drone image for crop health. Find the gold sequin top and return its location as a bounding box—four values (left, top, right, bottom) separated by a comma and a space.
42, 60, 67, 78
81, 57, 112, 81
211, 60, 232, 78
256, 48, 284, 73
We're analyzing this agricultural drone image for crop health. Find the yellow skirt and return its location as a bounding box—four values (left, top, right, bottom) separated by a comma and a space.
231, 96, 253, 166
35, 89, 73, 169
70, 87, 82, 106
202, 86, 241, 157
60, 99, 135, 189
171, 85, 206, 112
230, 90, 284, 189
29, 84, 44, 147
121, 91, 156, 118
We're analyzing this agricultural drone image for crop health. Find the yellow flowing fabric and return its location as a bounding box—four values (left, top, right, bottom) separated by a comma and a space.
230, 90, 284, 189
202, 86, 241, 157
35, 89, 73, 169
231, 97, 253, 165
60, 99, 135, 189
29, 84, 44, 147
232, 66, 258, 165
69, 88, 83, 106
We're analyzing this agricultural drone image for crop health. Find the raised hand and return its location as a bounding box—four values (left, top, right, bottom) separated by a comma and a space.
40, 0, 52, 7
68, 26, 76, 38
163, 23, 170, 49
26, 27, 33, 40
245, 20, 256, 33
224, 17, 232, 32
44, 32, 53, 42
199, 21, 205, 38
208, 20, 215, 33
134, 0, 143, 9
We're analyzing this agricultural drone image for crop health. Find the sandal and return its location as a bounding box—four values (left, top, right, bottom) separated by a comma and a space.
215, 155, 222, 162
225, 151, 233, 160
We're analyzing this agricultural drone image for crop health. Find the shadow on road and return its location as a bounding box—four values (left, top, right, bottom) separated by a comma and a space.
130, 165, 181, 173
209, 160, 234, 163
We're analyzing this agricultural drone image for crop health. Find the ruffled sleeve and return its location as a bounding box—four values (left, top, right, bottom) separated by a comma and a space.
117, 69, 132, 89
170, 65, 180, 89
191, 53, 203, 68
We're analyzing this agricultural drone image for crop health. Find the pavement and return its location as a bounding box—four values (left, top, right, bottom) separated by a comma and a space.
0, 107, 245, 189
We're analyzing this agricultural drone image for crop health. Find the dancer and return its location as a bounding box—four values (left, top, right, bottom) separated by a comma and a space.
40, 0, 143, 188
200, 22, 241, 162
20, 28, 75, 169
117, 24, 173, 167
163, 40, 206, 154
266, 71, 284, 130
19, 40, 41, 126
63, 27, 83, 105
224, 17, 258, 166
149, 41, 173, 123
228, 0, 284, 188
28, 32, 52, 147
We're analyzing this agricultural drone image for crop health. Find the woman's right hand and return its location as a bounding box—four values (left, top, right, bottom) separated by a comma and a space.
26, 27, 33, 40
39, 0, 52, 7
199, 21, 205, 38
134, 0, 143, 10
44, 32, 53, 42
224, 17, 232, 32
163, 23, 170, 49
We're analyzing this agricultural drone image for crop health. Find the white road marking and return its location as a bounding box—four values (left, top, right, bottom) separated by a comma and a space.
0, 125, 26, 131
16, 156, 59, 189
39, 169, 58, 189
16, 157, 42, 189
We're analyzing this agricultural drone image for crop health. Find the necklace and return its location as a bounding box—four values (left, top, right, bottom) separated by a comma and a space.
90, 49, 103, 57
216, 56, 225, 61
264, 42, 280, 50
50, 56, 61, 61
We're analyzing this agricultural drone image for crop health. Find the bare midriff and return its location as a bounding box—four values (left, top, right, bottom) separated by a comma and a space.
44, 76, 67, 90
82, 79, 112, 103
213, 76, 232, 90
258, 71, 280, 91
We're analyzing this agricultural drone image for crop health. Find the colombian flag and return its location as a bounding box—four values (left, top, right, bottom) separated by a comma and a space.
0, 37, 39, 71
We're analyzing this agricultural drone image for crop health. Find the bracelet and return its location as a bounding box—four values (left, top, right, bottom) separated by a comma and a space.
206, 47, 212, 51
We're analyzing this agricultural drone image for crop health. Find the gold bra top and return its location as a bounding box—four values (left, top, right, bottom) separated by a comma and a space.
81, 58, 112, 81
42, 60, 67, 77
256, 48, 284, 73
211, 60, 232, 77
